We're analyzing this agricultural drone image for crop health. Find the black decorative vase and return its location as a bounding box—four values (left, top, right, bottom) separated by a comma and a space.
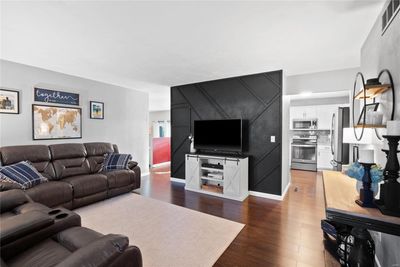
356, 163, 375, 208
374, 135, 400, 217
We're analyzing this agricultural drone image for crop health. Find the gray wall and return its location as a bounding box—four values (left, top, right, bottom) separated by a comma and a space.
0, 60, 150, 173
360, 2, 400, 266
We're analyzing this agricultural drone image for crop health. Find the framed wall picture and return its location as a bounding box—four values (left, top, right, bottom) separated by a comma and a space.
357, 103, 379, 125
34, 87, 80, 106
0, 89, 19, 114
90, 101, 104, 119
32, 104, 82, 140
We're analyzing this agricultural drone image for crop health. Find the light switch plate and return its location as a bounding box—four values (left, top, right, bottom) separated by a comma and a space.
270, 136, 276, 143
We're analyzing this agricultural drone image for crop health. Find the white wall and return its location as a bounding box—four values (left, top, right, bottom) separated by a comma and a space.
359, 3, 400, 266
281, 95, 291, 196
149, 110, 170, 123
0, 60, 149, 173
286, 67, 359, 95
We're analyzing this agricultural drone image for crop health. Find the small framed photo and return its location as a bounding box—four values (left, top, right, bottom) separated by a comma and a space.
358, 103, 379, 125
90, 101, 104, 119
0, 89, 20, 114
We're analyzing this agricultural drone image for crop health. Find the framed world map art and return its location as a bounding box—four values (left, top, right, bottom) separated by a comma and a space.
32, 104, 82, 140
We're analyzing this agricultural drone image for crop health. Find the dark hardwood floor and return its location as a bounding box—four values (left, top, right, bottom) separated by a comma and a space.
135, 164, 339, 267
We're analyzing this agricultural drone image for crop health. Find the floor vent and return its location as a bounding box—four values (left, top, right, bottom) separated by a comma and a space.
382, 0, 400, 34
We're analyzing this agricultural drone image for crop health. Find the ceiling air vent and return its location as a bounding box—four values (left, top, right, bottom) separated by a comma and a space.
382, 0, 400, 34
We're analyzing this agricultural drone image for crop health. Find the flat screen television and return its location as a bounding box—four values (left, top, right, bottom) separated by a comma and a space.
194, 119, 243, 152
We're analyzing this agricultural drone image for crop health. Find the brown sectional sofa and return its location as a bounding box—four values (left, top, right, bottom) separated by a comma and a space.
0, 189, 142, 267
0, 142, 141, 209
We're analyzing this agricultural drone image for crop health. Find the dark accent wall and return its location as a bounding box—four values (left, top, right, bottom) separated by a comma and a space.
171, 70, 282, 195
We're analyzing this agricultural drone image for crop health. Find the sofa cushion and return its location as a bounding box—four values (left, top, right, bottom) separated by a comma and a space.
52, 158, 91, 180
102, 153, 132, 172
14, 202, 50, 215
84, 143, 115, 173
56, 227, 103, 251
63, 174, 107, 198
50, 144, 90, 179
7, 239, 70, 267
0, 189, 29, 213
104, 170, 135, 189
0, 161, 48, 190
26, 181, 73, 208
0, 145, 56, 179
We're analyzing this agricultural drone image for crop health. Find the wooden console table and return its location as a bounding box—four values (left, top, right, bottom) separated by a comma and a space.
322, 171, 400, 236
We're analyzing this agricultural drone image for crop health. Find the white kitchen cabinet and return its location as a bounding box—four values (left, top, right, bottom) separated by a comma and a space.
290, 104, 347, 130
290, 105, 317, 120
317, 145, 333, 170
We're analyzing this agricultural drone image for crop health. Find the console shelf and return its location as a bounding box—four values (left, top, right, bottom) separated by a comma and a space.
201, 176, 224, 183
185, 154, 249, 201
200, 167, 224, 172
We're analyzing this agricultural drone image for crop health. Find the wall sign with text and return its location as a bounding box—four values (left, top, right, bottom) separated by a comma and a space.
34, 88, 80, 106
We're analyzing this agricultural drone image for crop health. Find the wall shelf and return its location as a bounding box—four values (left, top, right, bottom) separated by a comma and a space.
352, 70, 395, 141
354, 84, 391, 99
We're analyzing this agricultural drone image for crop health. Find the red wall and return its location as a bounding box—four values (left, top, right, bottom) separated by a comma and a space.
152, 137, 171, 164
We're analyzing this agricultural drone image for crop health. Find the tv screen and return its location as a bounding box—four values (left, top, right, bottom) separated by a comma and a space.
194, 119, 242, 152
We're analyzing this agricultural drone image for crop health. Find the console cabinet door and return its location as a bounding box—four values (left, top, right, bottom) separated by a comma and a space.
224, 160, 241, 197
185, 156, 200, 190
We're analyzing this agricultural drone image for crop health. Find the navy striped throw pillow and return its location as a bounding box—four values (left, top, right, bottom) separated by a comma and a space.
103, 153, 132, 171
0, 161, 48, 190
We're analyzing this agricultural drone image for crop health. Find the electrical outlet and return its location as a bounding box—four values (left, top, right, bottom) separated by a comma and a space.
270, 136, 276, 143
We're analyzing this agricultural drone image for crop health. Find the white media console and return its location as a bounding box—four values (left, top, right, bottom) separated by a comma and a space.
185, 154, 249, 201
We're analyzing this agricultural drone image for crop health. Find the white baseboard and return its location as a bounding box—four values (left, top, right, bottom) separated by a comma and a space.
169, 179, 290, 201
249, 191, 284, 201
151, 161, 171, 168
249, 182, 291, 201
170, 177, 185, 184
281, 182, 291, 199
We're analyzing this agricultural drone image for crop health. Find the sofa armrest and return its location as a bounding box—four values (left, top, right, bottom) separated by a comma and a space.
55, 234, 129, 267
0, 211, 54, 245
0, 189, 29, 213
0, 181, 22, 192
127, 161, 138, 169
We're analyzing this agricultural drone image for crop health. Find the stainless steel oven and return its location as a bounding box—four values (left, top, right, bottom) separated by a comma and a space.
292, 119, 318, 130
291, 136, 317, 171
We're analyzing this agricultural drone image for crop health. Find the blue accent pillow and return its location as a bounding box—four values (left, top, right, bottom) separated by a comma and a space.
102, 153, 132, 171
0, 161, 48, 190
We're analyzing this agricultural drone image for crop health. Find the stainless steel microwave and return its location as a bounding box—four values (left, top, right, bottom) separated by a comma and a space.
292, 119, 318, 130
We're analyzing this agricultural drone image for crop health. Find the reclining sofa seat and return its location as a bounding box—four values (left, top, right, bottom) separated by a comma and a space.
0, 189, 142, 267
0, 142, 141, 209
0, 145, 74, 208
50, 143, 108, 209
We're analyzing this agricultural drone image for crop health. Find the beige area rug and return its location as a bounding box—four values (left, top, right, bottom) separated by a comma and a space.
75, 193, 244, 267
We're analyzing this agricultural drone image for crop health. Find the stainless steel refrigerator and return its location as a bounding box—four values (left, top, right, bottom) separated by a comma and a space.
330, 106, 350, 171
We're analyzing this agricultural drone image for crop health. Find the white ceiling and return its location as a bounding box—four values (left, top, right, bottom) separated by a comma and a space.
1, 1, 384, 110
